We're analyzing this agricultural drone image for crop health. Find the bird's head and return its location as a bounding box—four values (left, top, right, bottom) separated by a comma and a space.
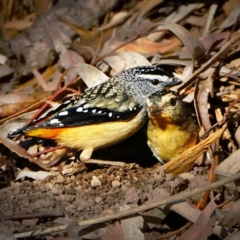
121, 65, 182, 99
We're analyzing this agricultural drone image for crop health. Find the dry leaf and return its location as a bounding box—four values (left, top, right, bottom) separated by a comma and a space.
195, 72, 214, 131
142, 208, 166, 229
78, 223, 107, 239
178, 199, 217, 240
222, 0, 240, 15
0, 91, 53, 118
59, 44, 85, 69
66, 218, 81, 239
115, 37, 182, 55
0, 136, 47, 170
234, 126, 240, 147
137, 0, 164, 20
214, 149, 240, 177
32, 69, 48, 91
0, 111, 36, 139
224, 231, 240, 240
104, 51, 151, 73
4, 20, 33, 30
101, 221, 124, 240
148, 4, 203, 41
120, 205, 144, 240
99, 11, 129, 31
0, 224, 16, 240
16, 169, 53, 181
218, 200, 240, 227
0, 64, 13, 78
170, 202, 201, 223
219, 6, 240, 29
200, 32, 230, 52
152, 22, 205, 75
70, 63, 109, 88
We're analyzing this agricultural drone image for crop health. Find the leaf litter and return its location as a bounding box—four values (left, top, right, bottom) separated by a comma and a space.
0, 0, 240, 239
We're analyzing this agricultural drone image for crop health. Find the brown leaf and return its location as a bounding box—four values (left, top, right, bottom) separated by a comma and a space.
32, 69, 49, 91
137, 0, 164, 20
0, 92, 53, 118
157, 22, 205, 72
170, 202, 201, 223
99, 11, 129, 31
148, 4, 203, 42
214, 149, 240, 177
0, 111, 35, 138
0, 137, 36, 164
178, 199, 217, 240
142, 208, 166, 229
78, 223, 107, 239
234, 126, 240, 146
224, 231, 240, 240
101, 221, 124, 240
115, 37, 182, 55
186, 14, 208, 27
195, 71, 214, 131
200, 32, 230, 52
59, 45, 85, 69
0, 64, 13, 78
223, 0, 240, 16
4, 19, 33, 30
120, 205, 144, 240
0, 116, 49, 170
218, 200, 240, 227
0, 224, 16, 240
66, 218, 81, 239
219, 6, 240, 29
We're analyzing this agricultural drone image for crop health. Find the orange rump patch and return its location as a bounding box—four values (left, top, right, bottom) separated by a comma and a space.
25, 128, 63, 139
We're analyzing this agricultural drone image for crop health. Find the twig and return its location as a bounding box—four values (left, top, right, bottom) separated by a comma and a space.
91, 22, 168, 65
31, 145, 65, 157
85, 159, 131, 167
0, 210, 63, 221
202, 4, 217, 36
14, 171, 240, 238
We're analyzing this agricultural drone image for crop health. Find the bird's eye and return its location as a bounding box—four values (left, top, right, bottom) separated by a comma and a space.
170, 98, 177, 106
149, 79, 160, 85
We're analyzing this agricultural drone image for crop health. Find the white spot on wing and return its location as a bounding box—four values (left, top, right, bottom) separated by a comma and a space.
92, 109, 96, 113
109, 112, 112, 117
58, 111, 68, 116
83, 104, 89, 109
83, 110, 88, 113
49, 119, 60, 124
98, 110, 102, 114
76, 107, 83, 112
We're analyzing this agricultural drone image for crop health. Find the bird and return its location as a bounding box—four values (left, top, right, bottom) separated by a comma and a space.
146, 90, 199, 164
8, 65, 182, 161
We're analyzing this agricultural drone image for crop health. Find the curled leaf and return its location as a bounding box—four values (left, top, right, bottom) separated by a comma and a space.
104, 51, 151, 73
69, 63, 109, 88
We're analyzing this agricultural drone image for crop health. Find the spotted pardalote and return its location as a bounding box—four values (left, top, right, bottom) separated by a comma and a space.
147, 90, 199, 164
8, 65, 182, 161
